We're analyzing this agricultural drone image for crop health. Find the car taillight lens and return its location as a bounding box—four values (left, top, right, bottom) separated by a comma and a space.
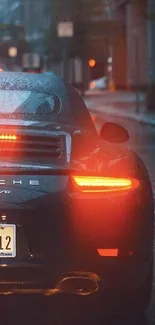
97, 248, 119, 257
90, 82, 96, 89
72, 176, 140, 193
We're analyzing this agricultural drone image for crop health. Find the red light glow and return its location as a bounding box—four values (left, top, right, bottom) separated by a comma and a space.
97, 248, 118, 257
90, 82, 96, 89
89, 59, 96, 68
72, 176, 140, 193
91, 114, 96, 122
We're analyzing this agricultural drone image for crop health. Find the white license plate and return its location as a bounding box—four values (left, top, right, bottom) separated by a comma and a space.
0, 224, 16, 258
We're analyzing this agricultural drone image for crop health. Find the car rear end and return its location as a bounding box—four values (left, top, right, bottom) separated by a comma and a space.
0, 128, 153, 300
89, 77, 108, 90
0, 128, 103, 296
0, 73, 153, 313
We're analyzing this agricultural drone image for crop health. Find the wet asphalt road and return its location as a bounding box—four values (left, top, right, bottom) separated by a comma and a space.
0, 294, 151, 325
0, 114, 155, 325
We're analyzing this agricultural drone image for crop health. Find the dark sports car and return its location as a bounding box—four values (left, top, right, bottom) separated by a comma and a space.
0, 72, 153, 314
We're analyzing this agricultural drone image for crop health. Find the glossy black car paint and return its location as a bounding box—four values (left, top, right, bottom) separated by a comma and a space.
0, 72, 153, 310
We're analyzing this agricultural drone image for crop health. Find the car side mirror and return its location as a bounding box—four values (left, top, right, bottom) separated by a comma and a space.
100, 122, 129, 143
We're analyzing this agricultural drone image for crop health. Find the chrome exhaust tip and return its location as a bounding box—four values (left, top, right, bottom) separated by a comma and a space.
57, 272, 101, 296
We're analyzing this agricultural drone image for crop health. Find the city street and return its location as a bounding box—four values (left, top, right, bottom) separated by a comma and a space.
0, 0, 154, 323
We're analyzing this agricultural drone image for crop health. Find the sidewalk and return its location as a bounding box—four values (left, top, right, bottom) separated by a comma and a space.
84, 90, 155, 126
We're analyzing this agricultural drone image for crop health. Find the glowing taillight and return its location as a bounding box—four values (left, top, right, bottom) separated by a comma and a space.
97, 249, 133, 257
0, 134, 17, 141
97, 249, 118, 257
72, 176, 140, 193
90, 82, 96, 89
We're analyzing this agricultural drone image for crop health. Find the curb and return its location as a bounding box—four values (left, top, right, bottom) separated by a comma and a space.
87, 105, 155, 127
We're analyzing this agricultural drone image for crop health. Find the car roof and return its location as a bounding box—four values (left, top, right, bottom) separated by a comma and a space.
0, 71, 67, 96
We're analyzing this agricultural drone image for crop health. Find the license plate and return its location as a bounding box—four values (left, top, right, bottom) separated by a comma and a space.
0, 224, 16, 258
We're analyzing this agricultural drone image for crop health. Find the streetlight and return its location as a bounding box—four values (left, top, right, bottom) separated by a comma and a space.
57, 21, 74, 80
8, 47, 18, 58
107, 57, 112, 64
132, 28, 140, 113
88, 59, 96, 68
8, 47, 18, 71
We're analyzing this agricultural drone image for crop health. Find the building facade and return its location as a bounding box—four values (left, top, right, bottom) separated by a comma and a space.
0, 0, 22, 24
0, 0, 50, 54
114, 0, 148, 90
126, 0, 147, 90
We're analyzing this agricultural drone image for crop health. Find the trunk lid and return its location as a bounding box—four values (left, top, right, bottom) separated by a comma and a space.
0, 124, 98, 263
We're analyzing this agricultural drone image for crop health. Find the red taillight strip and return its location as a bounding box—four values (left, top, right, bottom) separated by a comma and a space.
72, 176, 140, 193
97, 249, 118, 257
97, 249, 133, 257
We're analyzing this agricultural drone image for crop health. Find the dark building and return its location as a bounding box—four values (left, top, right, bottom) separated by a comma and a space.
126, 0, 147, 90
114, 0, 148, 90
92, 0, 147, 90
87, 0, 127, 88
0, 0, 50, 54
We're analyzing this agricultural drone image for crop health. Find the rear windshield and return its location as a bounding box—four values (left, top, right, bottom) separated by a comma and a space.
0, 87, 97, 134
0, 90, 61, 115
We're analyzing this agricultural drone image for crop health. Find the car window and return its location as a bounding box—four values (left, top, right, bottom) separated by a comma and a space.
67, 82, 97, 134
0, 86, 97, 135
0, 89, 61, 115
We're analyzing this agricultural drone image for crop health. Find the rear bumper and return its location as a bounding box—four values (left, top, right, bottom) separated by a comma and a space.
0, 175, 153, 295
0, 256, 152, 293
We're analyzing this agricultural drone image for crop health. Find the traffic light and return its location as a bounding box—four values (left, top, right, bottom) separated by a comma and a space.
88, 59, 96, 68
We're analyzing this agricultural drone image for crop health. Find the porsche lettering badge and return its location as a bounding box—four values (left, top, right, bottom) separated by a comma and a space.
0, 180, 39, 186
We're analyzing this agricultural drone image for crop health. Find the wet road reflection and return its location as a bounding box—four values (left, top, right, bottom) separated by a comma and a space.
0, 294, 154, 325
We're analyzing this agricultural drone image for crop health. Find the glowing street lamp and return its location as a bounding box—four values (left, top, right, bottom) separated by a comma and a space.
8, 47, 18, 58
89, 59, 96, 68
